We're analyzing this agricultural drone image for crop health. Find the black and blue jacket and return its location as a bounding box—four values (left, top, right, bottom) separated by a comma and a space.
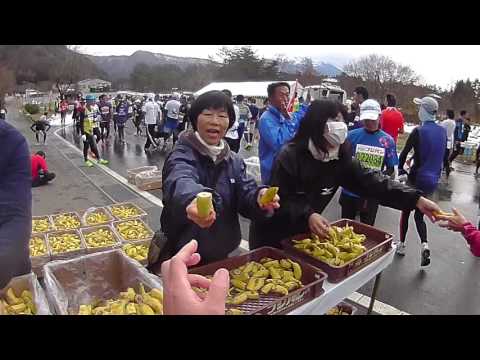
160, 130, 267, 264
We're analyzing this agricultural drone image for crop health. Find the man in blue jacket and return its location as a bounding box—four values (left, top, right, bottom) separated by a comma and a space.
449, 110, 468, 164
397, 96, 447, 269
258, 82, 307, 184
0, 118, 32, 287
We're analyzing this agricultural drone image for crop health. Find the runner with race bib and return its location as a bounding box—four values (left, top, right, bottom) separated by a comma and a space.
339, 99, 398, 226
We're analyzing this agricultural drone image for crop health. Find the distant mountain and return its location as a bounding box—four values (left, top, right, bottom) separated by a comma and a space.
0, 45, 105, 85
277, 59, 343, 77
88, 50, 220, 80
314, 62, 343, 77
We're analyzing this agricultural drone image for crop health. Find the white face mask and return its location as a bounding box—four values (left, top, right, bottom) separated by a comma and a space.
324, 120, 348, 147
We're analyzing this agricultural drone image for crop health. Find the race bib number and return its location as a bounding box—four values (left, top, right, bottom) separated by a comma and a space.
355, 144, 385, 170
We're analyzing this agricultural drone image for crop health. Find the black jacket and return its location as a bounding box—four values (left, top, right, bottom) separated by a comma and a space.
160, 130, 267, 264
250, 141, 422, 249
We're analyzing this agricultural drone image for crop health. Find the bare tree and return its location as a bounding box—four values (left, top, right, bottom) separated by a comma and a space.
344, 54, 419, 100
50, 45, 84, 99
0, 64, 15, 107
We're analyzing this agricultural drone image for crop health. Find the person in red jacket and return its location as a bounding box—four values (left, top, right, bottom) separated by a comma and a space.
380, 94, 404, 144
31, 151, 56, 187
438, 208, 480, 257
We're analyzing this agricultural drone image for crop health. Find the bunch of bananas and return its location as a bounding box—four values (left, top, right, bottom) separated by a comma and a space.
123, 243, 149, 262
32, 217, 52, 233
0, 289, 36, 315
30, 236, 47, 257
226, 308, 244, 315
115, 220, 151, 241
77, 284, 163, 315
293, 225, 367, 267
193, 258, 304, 310
326, 305, 352, 315
52, 213, 81, 230
110, 204, 142, 220
85, 211, 110, 226
48, 232, 82, 254
84, 228, 117, 248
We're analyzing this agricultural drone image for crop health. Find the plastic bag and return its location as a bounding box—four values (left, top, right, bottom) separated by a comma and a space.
81, 206, 114, 227
135, 170, 163, 191
244, 156, 261, 184
0, 273, 52, 315
43, 249, 163, 315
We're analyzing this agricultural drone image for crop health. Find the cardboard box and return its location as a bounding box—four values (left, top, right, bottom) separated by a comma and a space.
43, 249, 163, 315
0, 273, 52, 315
127, 166, 158, 184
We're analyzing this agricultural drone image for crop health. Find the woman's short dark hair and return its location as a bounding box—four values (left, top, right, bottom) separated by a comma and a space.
267, 82, 290, 98
447, 109, 455, 119
189, 90, 236, 131
354, 86, 369, 101
386, 94, 396, 107
460, 110, 467, 116
236, 94, 244, 102
221, 89, 232, 98
291, 99, 339, 154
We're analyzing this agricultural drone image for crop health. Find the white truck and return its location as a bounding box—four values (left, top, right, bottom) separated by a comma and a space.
300, 78, 347, 105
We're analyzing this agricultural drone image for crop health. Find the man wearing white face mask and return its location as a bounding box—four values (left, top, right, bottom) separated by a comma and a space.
339, 99, 398, 226
397, 96, 447, 269
250, 99, 443, 250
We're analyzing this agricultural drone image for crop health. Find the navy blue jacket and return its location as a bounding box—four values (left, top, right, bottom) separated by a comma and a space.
453, 119, 464, 142
399, 121, 447, 194
160, 130, 267, 263
0, 119, 32, 287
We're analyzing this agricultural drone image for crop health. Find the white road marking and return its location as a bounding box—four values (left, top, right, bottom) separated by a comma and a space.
54, 127, 164, 208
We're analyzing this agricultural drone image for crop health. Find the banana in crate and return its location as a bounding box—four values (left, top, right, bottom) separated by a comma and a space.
83, 227, 118, 249
0, 288, 36, 315
193, 257, 306, 313
293, 225, 367, 266
83, 208, 112, 226
51, 213, 81, 230
30, 236, 48, 257
115, 219, 153, 242
123, 242, 149, 262
110, 203, 145, 220
77, 284, 163, 315
32, 216, 53, 233
48, 231, 83, 254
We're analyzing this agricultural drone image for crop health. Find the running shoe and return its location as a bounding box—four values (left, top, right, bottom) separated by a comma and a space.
85, 160, 94, 167
98, 159, 109, 165
396, 242, 406, 256
420, 243, 431, 269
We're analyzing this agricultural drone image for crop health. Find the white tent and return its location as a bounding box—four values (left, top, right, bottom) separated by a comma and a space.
194, 81, 303, 98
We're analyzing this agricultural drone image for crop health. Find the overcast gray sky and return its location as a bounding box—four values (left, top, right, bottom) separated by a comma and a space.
79, 45, 479, 89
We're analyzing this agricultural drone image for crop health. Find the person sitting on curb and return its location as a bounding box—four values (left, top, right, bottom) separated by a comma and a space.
437, 208, 480, 257
161, 240, 229, 315
31, 151, 56, 187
